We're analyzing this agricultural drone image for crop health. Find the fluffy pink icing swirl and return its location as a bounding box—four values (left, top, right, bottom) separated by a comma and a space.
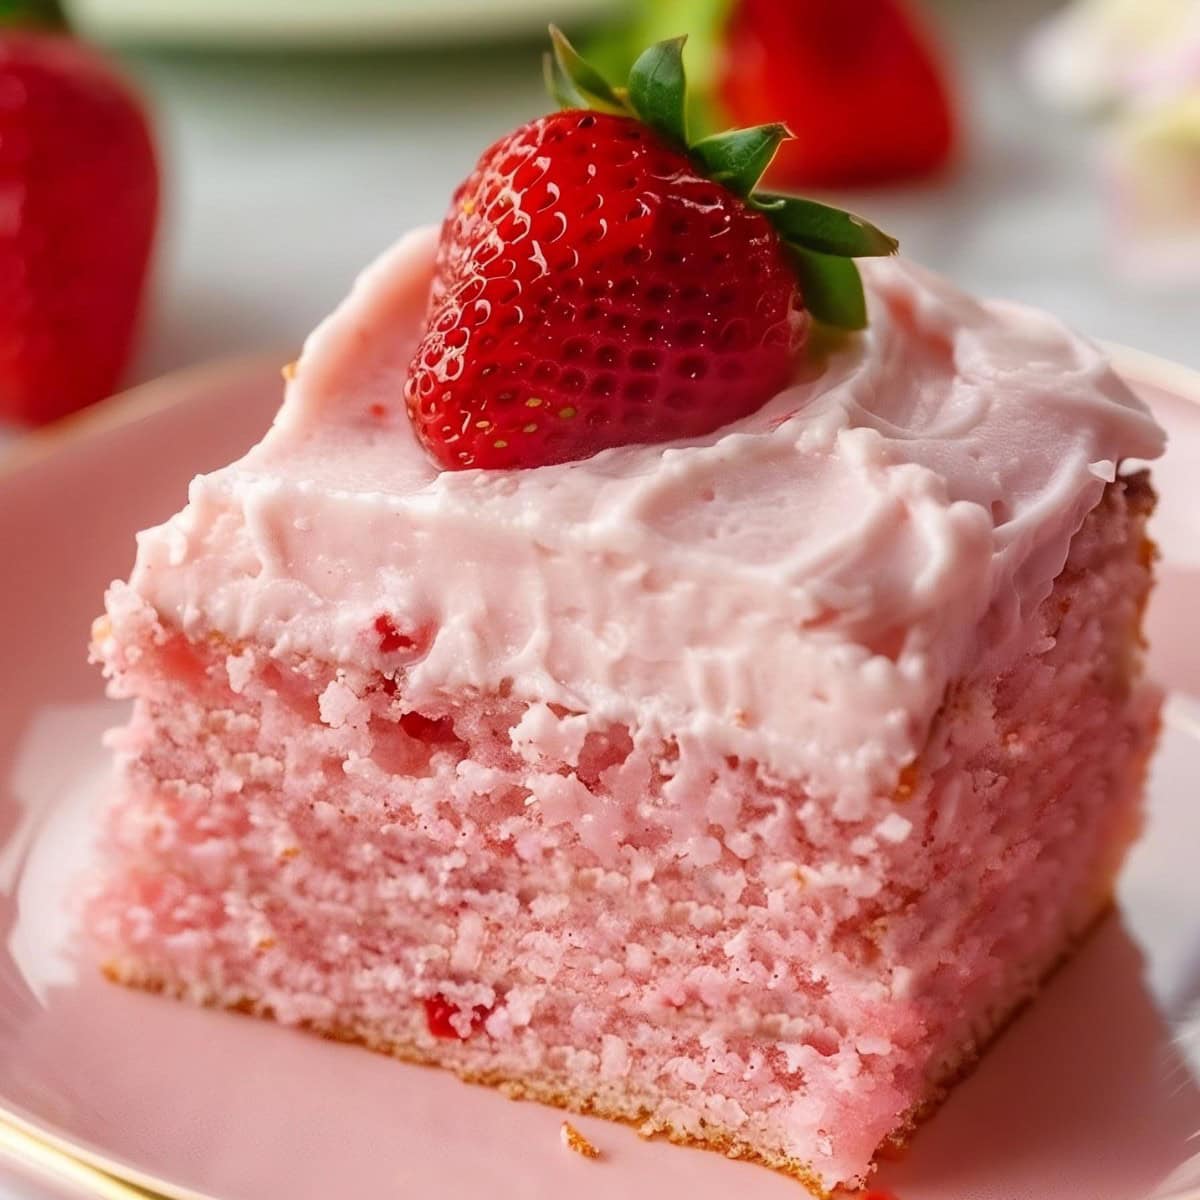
126, 227, 1164, 805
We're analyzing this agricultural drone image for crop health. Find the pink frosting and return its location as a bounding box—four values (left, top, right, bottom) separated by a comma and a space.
126, 226, 1164, 802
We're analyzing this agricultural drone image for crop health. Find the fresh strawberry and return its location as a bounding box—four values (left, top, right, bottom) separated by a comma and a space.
409, 112, 803, 470
718, 0, 956, 188
405, 29, 896, 471
0, 28, 157, 426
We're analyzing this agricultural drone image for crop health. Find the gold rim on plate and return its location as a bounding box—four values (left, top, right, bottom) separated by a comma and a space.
0, 1111, 176, 1199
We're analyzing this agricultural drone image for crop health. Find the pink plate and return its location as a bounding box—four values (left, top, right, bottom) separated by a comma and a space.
1, 350, 1198, 1200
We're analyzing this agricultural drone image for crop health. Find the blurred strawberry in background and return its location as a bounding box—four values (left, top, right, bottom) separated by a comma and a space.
719, 0, 956, 187
0, 0, 157, 427
592, 0, 957, 188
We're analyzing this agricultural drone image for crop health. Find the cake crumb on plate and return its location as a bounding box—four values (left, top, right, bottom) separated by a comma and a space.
560, 1121, 600, 1160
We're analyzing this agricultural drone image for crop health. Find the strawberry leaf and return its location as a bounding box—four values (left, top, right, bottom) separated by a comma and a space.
791, 249, 869, 330
544, 51, 588, 112
548, 25, 629, 115
582, 0, 732, 139
757, 194, 899, 258
691, 124, 792, 197
627, 36, 689, 147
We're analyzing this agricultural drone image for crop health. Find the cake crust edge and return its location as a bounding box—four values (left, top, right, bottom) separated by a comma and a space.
101, 887, 1133, 1199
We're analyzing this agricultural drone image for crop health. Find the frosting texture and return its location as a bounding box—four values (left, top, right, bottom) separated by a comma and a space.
123, 226, 1165, 801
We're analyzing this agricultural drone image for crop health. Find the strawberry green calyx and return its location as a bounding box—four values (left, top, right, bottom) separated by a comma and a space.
545, 27, 898, 330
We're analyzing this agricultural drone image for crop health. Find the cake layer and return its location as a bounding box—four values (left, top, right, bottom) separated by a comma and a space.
121, 228, 1164, 803
90, 476, 1158, 1194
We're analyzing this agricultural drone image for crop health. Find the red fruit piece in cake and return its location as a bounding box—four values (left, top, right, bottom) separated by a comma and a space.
423, 995, 492, 1040
0, 30, 158, 426
404, 30, 896, 470
398, 711, 458, 745
374, 614, 417, 654
719, 0, 956, 187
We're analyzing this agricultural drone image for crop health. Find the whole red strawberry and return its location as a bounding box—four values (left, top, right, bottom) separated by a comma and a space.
719, 0, 955, 188
0, 26, 157, 426
406, 30, 896, 471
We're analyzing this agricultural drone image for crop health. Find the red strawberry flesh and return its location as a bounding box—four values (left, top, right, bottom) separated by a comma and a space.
423, 994, 492, 1039
0, 32, 157, 426
719, 0, 956, 188
405, 110, 807, 471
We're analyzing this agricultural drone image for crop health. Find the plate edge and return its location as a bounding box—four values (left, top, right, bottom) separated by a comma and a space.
0, 1108, 213, 1200
0, 351, 289, 484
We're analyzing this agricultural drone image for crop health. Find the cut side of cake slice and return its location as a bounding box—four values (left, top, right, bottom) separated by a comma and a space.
89, 225, 1164, 1194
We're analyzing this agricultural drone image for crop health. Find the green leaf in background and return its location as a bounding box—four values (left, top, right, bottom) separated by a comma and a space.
627, 36, 690, 146
757, 193, 900, 258
791, 248, 869, 331
584, 0, 733, 139
691, 124, 791, 197
0, 0, 65, 26
548, 24, 628, 115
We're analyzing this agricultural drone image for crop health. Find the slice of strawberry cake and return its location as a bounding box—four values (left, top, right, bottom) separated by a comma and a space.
88, 32, 1166, 1197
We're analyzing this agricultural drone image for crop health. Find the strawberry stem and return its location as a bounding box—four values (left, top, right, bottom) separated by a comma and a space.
545, 26, 898, 331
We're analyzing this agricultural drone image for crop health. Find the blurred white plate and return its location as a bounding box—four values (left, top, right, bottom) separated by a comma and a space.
63, 0, 617, 46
